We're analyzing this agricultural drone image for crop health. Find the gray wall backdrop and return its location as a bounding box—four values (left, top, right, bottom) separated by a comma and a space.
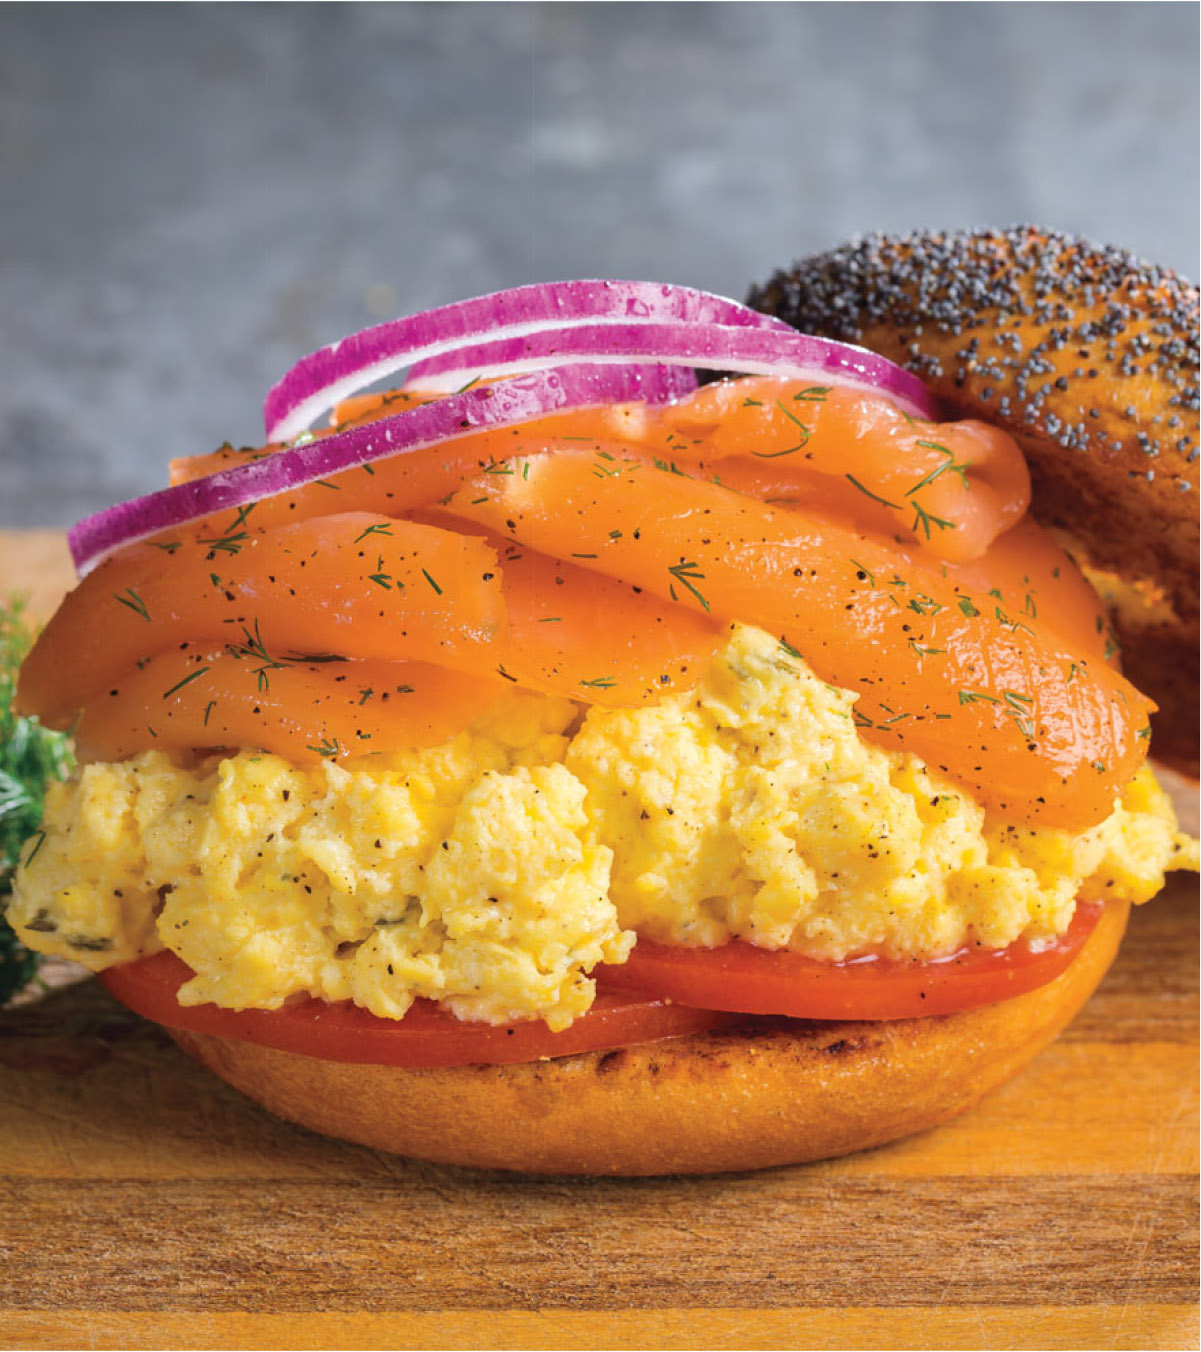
1, 1, 1197, 526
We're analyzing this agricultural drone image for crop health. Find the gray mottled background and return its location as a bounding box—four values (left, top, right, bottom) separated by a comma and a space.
1, 1, 1197, 526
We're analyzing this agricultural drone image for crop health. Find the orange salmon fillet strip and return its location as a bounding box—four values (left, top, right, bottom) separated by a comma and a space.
19, 514, 506, 728
164, 381, 1027, 567
443, 451, 1149, 830
493, 539, 724, 705
74, 649, 501, 765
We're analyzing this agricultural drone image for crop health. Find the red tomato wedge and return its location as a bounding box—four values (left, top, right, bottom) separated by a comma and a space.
596, 902, 1105, 1020
98, 951, 738, 1067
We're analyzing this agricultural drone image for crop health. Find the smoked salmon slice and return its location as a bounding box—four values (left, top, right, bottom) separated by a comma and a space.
405, 506, 726, 707
443, 451, 1149, 830
19, 514, 507, 728
73, 649, 502, 765
164, 380, 1027, 567
646, 380, 1030, 565
34, 375, 1153, 826
493, 540, 724, 705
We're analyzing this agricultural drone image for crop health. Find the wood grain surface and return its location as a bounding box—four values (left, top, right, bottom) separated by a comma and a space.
0, 532, 1196, 1352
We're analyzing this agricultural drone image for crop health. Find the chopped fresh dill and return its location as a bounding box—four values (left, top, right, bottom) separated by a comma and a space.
306, 737, 341, 759
910, 500, 956, 538
845, 475, 899, 509
667, 560, 710, 611
848, 558, 876, 587
752, 400, 811, 458
162, 666, 211, 699
353, 522, 394, 544
114, 587, 152, 621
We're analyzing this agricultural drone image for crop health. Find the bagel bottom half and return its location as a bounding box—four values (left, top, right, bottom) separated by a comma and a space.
169, 900, 1128, 1176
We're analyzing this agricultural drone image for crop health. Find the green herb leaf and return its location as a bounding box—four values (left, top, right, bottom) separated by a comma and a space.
666, 560, 710, 612
752, 400, 812, 458
845, 475, 900, 510
305, 737, 341, 759
0, 598, 74, 1003
910, 500, 957, 539
162, 666, 211, 700
353, 522, 394, 544
114, 587, 152, 621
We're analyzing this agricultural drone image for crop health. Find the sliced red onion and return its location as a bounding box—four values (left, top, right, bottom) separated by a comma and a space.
395, 321, 939, 421
69, 365, 660, 576
265, 279, 792, 440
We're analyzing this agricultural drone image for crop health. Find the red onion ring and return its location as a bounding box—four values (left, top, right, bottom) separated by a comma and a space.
73, 283, 939, 576
264, 279, 791, 440
68, 364, 660, 576
399, 321, 939, 421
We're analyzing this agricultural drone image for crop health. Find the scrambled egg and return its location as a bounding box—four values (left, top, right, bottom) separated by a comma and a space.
9, 626, 1196, 1027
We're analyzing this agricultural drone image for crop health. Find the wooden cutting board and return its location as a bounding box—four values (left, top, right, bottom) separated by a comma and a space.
0, 531, 1196, 1351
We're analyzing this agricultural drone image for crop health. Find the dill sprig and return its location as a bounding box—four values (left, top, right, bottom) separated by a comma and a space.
0, 597, 73, 1004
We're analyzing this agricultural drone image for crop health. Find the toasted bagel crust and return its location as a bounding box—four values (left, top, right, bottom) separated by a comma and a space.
748, 228, 1199, 773
168, 900, 1128, 1175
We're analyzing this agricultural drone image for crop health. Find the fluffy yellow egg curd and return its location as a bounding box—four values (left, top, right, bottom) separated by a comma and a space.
9, 626, 1196, 1030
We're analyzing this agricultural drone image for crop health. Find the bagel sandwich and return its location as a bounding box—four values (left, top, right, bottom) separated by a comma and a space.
6, 248, 1198, 1174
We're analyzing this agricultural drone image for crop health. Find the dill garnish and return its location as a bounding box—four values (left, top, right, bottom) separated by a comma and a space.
845, 475, 899, 509
910, 441, 970, 492
162, 667, 211, 699
114, 587, 152, 621
306, 737, 341, 759
198, 503, 256, 556
910, 500, 956, 539
0, 598, 74, 1003
667, 560, 710, 611
353, 522, 394, 544
752, 400, 812, 458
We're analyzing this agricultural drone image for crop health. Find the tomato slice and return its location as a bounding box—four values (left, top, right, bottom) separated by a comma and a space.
595, 902, 1105, 1021
99, 905, 1104, 1068
97, 951, 737, 1068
